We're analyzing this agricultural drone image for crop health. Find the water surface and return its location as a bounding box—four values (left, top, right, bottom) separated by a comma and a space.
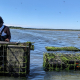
3, 29, 80, 80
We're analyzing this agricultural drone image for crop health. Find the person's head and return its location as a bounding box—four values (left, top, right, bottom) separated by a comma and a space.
0, 16, 4, 27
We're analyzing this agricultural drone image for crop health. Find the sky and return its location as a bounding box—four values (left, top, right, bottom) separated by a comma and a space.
0, 0, 80, 29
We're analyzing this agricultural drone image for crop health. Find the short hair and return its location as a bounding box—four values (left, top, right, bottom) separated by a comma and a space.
0, 16, 4, 24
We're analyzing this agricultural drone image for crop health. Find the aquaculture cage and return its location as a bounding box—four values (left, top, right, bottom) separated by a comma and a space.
0, 41, 30, 77
43, 53, 80, 71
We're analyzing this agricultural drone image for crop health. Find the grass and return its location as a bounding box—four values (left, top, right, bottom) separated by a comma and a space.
45, 46, 80, 51
43, 53, 80, 71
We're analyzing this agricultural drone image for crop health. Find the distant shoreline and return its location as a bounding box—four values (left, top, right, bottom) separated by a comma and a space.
9, 26, 80, 31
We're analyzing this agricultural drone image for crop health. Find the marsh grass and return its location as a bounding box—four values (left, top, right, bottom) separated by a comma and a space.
43, 53, 80, 71
45, 46, 80, 51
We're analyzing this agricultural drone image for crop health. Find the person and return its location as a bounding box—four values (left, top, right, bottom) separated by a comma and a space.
0, 16, 11, 42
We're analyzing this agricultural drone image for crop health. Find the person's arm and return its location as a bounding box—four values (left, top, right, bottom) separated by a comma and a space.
5, 27, 11, 42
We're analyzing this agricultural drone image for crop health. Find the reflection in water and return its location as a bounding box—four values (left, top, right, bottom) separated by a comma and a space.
44, 71, 80, 80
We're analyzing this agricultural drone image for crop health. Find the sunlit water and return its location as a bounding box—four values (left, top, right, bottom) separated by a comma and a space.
1, 29, 80, 80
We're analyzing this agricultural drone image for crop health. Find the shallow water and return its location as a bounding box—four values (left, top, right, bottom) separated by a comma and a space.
2, 29, 80, 80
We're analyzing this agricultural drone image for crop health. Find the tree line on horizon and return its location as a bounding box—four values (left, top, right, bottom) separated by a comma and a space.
8, 26, 80, 31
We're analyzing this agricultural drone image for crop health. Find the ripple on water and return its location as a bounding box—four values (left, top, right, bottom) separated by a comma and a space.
9, 29, 80, 80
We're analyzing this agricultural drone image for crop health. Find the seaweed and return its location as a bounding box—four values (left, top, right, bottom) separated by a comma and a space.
45, 46, 80, 51
43, 53, 80, 71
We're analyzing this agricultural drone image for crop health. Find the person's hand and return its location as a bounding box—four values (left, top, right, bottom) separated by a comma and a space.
5, 38, 10, 42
